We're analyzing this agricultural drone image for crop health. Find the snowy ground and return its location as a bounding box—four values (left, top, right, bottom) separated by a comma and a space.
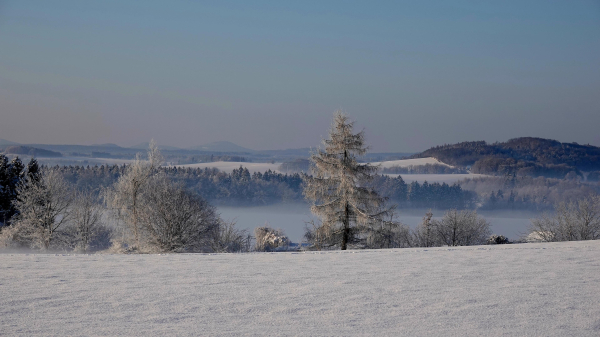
2, 241, 599, 336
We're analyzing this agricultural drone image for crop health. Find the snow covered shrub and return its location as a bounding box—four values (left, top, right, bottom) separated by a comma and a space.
525, 231, 554, 243
487, 235, 509, 244
254, 226, 289, 252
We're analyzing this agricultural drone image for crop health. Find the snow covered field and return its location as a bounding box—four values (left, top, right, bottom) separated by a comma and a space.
2, 241, 599, 336
174, 157, 453, 174
173, 158, 488, 184
372, 157, 453, 168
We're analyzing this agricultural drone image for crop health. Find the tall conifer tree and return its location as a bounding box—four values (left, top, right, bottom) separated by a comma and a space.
304, 111, 392, 250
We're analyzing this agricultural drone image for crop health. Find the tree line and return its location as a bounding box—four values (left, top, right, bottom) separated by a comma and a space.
51, 163, 475, 208
0, 147, 250, 253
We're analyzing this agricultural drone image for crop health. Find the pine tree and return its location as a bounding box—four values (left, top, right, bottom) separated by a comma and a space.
304, 111, 392, 250
0, 155, 10, 225
26, 158, 41, 184
0, 156, 25, 226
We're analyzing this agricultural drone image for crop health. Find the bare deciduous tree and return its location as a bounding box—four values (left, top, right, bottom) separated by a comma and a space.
212, 220, 251, 253
70, 190, 107, 252
304, 111, 392, 250
365, 217, 412, 249
433, 209, 491, 246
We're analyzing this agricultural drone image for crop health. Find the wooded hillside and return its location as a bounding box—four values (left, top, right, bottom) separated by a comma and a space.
411, 137, 600, 178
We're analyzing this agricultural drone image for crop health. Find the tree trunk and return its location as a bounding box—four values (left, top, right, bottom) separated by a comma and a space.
341, 203, 349, 250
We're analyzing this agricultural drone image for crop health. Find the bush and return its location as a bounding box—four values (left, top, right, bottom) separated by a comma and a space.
487, 235, 509, 244
254, 226, 289, 251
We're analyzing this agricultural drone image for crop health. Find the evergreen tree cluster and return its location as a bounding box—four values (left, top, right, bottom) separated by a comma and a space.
372, 175, 475, 209
54, 164, 476, 208
0, 155, 39, 226
380, 163, 467, 174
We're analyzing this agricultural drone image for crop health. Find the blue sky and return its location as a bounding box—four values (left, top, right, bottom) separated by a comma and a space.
1, 1, 599, 151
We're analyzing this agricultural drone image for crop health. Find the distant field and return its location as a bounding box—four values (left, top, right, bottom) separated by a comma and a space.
2, 240, 599, 336
371, 157, 453, 168
34, 156, 487, 183
173, 157, 473, 180
173, 159, 489, 184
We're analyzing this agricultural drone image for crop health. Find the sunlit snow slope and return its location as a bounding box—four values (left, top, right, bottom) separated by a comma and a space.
2, 241, 599, 336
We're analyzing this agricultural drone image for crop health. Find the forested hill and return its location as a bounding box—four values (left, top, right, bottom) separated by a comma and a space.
411, 137, 600, 178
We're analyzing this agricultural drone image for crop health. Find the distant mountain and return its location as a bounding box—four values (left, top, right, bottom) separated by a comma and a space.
0, 138, 20, 146
190, 141, 255, 153
130, 142, 182, 151
411, 137, 600, 178
3, 146, 62, 158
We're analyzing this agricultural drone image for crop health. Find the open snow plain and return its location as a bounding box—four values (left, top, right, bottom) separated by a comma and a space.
2, 241, 600, 336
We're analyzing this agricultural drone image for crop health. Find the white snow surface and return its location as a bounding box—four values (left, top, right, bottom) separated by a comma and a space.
372, 157, 453, 168
2, 241, 600, 336
172, 158, 491, 184
173, 158, 451, 175
175, 161, 281, 174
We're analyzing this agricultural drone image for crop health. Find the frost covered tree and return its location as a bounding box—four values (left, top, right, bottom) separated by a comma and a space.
433, 209, 491, 246
70, 190, 107, 252
106, 142, 237, 253
106, 140, 163, 249
412, 210, 437, 247
365, 214, 412, 249
529, 196, 600, 242
304, 111, 393, 250
7, 170, 74, 249
137, 176, 221, 252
